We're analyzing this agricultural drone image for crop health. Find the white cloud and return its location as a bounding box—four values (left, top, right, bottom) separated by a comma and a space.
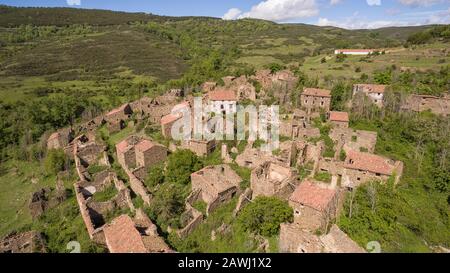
222, 0, 319, 22
367, 0, 382, 6
67, 0, 81, 6
222, 8, 243, 20
317, 15, 416, 29
330, 0, 342, 5
398, 0, 446, 7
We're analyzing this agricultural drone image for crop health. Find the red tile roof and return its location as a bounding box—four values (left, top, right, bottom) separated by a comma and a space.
209, 89, 237, 101
302, 88, 331, 98
354, 84, 387, 94
344, 150, 395, 175
290, 180, 337, 211
103, 215, 148, 253
135, 139, 155, 152
330, 111, 349, 122
116, 139, 131, 153
160, 113, 181, 125
172, 101, 190, 112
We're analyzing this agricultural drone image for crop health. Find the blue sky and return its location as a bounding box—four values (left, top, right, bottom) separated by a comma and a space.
1, 0, 449, 29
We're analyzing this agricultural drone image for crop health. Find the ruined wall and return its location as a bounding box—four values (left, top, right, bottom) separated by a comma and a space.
176, 205, 203, 239
136, 145, 167, 169
117, 148, 136, 170
300, 95, 331, 112
279, 223, 324, 253
206, 187, 238, 215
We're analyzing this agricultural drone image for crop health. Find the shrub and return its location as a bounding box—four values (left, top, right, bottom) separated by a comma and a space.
44, 149, 67, 175
237, 196, 293, 237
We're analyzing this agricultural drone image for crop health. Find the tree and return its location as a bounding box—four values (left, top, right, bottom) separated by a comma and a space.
237, 196, 293, 237
165, 149, 203, 185
147, 182, 186, 228
336, 53, 347, 63
44, 149, 67, 175
144, 164, 165, 188
331, 82, 350, 111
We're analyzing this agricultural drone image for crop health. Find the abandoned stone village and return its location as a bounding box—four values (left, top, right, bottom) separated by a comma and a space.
1, 67, 448, 254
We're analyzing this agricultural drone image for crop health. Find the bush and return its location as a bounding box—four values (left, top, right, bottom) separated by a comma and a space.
144, 163, 165, 188
165, 149, 203, 185
44, 149, 67, 175
237, 196, 293, 237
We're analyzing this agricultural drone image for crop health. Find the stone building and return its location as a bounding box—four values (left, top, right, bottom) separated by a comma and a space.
0, 231, 46, 253
191, 165, 242, 214
160, 101, 191, 139
207, 89, 238, 115
161, 113, 182, 138
289, 180, 338, 232
330, 128, 377, 154
329, 111, 349, 128
116, 136, 140, 169
343, 150, 403, 189
182, 139, 216, 157
279, 223, 365, 253
251, 161, 296, 199
300, 88, 331, 112
104, 103, 133, 133
116, 136, 167, 171
353, 84, 387, 107
47, 128, 73, 150
401, 94, 450, 116
103, 211, 171, 253
135, 139, 167, 169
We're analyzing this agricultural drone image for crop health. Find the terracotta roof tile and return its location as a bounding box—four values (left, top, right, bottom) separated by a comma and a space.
290, 180, 337, 211
303, 88, 331, 98
330, 111, 349, 122
354, 84, 387, 93
344, 150, 395, 175
103, 215, 148, 253
116, 139, 131, 153
209, 89, 237, 101
135, 139, 155, 152
160, 113, 181, 125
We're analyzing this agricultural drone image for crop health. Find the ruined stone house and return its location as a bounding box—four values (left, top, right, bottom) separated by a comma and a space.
0, 231, 46, 253
329, 111, 349, 129
47, 128, 74, 150
182, 139, 216, 157
289, 180, 338, 232
300, 88, 331, 112
401, 94, 450, 116
343, 150, 403, 190
353, 84, 387, 108
330, 128, 377, 154
104, 103, 133, 133
191, 164, 242, 214
135, 139, 167, 170
116, 136, 167, 173
207, 89, 238, 115
251, 161, 297, 200
103, 211, 171, 253
160, 101, 191, 139
279, 223, 365, 253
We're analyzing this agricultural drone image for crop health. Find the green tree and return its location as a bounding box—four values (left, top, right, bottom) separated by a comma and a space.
237, 196, 293, 237
165, 149, 203, 185
144, 164, 165, 188
147, 182, 186, 228
44, 149, 67, 175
